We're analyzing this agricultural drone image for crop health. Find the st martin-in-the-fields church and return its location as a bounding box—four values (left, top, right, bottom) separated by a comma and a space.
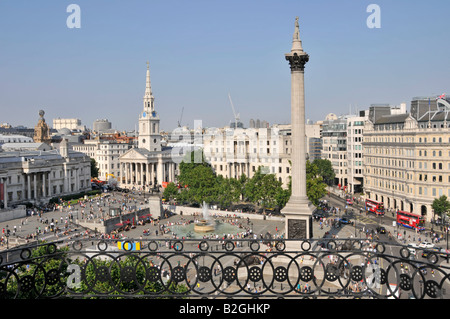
119, 62, 177, 191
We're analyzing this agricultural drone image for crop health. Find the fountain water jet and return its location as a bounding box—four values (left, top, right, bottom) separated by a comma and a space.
194, 201, 215, 233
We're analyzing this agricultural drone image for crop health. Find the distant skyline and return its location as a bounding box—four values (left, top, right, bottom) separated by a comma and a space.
1, 0, 449, 132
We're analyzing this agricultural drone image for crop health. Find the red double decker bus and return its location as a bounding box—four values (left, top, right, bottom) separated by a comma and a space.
396, 211, 425, 231
365, 199, 385, 215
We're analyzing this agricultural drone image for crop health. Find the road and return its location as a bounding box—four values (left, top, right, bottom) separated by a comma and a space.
322, 192, 450, 299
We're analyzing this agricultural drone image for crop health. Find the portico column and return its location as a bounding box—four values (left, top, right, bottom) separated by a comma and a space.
136, 163, 140, 185
129, 162, 132, 185
3, 177, 8, 209
150, 163, 154, 186
33, 173, 37, 200
157, 158, 163, 185
120, 162, 123, 185
128, 163, 132, 185
48, 171, 52, 197
168, 163, 172, 182
27, 174, 31, 200
146, 163, 150, 187
68, 169, 72, 193
42, 172, 46, 198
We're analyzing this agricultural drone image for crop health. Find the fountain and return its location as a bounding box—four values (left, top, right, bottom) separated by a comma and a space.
194, 202, 216, 233
170, 201, 243, 239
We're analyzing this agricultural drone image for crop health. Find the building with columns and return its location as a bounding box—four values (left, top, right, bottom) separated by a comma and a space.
0, 138, 91, 208
201, 123, 320, 189
118, 63, 178, 190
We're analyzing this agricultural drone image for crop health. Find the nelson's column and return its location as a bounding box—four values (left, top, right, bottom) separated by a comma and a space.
282, 17, 314, 242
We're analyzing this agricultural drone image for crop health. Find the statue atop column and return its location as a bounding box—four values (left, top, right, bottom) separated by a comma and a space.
293, 17, 300, 40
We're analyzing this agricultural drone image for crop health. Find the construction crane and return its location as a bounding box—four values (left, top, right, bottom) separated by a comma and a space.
228, 93, 240, 127
177, 107, 184, 127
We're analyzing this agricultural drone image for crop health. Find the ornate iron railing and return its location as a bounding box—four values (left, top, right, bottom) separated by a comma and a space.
0, 238, 449, 299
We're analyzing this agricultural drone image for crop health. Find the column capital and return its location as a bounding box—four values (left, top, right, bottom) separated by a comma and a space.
285, 52, 309, 72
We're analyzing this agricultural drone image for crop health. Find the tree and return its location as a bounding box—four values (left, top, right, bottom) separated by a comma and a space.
213, 176, 238, 209
233, 174, 248, 201
90, 158, 99, 178
432, 195, 450, 223
275, 186, 291, 209
177, 150, 218, 205
163, 182, 179, 202
306, 160, 327, 205
306, 177, 327, 206
244, 167, 281, 212
312, 158, 335, 185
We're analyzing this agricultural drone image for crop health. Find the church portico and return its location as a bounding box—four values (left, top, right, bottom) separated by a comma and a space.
119, 151, 177, 190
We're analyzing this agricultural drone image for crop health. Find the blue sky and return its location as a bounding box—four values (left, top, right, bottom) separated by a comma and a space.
1, 0, 449, 132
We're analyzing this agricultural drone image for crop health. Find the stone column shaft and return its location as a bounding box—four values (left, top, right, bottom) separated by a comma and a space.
290, 69, 308, 202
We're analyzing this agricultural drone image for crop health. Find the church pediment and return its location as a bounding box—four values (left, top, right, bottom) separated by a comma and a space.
119, 148, 150, 161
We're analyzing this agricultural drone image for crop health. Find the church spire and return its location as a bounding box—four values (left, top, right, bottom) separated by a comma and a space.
145, 61, 153, 99
143, 61, 155, 112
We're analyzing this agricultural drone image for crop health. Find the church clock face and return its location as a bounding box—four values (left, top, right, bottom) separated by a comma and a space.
152, 111, 156, 117
143, 112, 146, 118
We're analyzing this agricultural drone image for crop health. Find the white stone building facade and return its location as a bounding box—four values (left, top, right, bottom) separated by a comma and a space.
0, 141, 91, 208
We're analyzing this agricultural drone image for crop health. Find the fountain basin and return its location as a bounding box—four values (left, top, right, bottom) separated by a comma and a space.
194, 220, 215, 233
